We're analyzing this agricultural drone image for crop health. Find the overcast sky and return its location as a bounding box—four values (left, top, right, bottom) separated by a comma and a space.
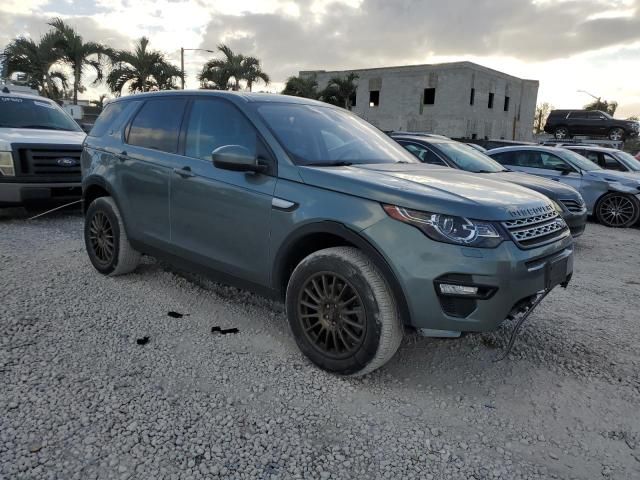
1, 0, 639, 117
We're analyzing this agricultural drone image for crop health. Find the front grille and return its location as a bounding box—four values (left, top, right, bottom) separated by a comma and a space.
503, 210, 568, 249
559, 199, 585, 213
15, 146, 82, 178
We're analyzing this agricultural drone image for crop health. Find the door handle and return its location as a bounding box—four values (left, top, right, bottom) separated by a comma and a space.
173, 166, 195, 178
551, 178, 560, 181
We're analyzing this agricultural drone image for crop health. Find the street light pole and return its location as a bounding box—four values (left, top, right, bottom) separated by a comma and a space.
179, 48, 215, 90
577, 89, 601, 103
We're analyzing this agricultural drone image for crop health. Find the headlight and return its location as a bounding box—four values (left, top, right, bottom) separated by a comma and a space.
383, 204, 504, 248
0, 151, 15, 176
550, 200, 563, 213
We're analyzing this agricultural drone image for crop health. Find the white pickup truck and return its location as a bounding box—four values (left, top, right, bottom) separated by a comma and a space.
0, 89, 85, 207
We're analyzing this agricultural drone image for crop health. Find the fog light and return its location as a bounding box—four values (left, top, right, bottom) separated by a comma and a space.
439, 284, 479, 296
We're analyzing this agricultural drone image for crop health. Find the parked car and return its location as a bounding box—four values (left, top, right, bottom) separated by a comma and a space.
393, 135, 587, 237
544, 109, 640, 141
464, 143, 488, 153
82, 91, 574, 375
562, 145, 640, 173
488, 146, 640, 227
0, 90, 85, 208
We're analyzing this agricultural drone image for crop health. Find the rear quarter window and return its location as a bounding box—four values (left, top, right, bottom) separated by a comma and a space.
89, 101, 140, 138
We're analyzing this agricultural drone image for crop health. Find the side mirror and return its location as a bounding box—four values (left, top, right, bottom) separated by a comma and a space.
212, 145, 265, 173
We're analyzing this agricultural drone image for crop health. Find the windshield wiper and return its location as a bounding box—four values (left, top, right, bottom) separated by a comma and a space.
309, 161, 354, 167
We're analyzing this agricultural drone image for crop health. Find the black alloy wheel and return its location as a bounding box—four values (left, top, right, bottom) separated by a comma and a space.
297, 272, 366, 359
88, 211, 115, 266
596, 193, 640, 227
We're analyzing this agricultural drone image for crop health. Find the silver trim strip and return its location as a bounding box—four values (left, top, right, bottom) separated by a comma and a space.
272, 197, 296, 209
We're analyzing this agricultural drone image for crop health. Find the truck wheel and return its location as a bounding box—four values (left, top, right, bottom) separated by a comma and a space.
608, 128, 625, 141
286, 247, 403, 376
84, 196, 140, 275
554, 126, 569, 139
595, 193, 640, 227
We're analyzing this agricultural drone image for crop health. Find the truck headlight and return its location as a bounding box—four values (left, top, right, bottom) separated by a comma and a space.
383, 205, 504, 248
0, 151, 15, 176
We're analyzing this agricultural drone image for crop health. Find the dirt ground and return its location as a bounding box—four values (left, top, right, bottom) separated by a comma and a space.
1, 209, 639, 479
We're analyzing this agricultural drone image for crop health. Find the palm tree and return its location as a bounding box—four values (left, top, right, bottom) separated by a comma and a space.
282, 75, 318, 99
198, 44, 270, 91
321, 73, 358, 110
106, 37, 182, 95
48, 17, 112, 105
198, 67, 232, 90
242, 56, 270, 92
3, 32, 69, 99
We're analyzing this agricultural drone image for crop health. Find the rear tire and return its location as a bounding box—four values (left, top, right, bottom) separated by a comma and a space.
285, 247, 403, 376
595, 193, 640, 228
608, 128, 625, 141
554, 126, 570, 139
84, 197, 141, 275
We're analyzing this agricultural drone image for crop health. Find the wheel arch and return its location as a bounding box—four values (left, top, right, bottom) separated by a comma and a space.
82, 176, 114, 214
272, 221, 411, 325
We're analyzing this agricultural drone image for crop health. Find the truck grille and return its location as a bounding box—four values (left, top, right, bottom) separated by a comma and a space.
503, 211, 568, 249
14, 146, 82, 178
559, 199, 585, 213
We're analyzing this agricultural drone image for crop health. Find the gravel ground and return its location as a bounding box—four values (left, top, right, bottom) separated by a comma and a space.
1, 208, 639, 480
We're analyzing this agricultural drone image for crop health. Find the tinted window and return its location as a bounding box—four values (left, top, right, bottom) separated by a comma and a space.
0, 96, 81, 131
587, 112, 605, 120
581, 150, 601, 165
491, 150, 567, 170
127, 98, 186, 153
568, 111, 588, 119
559, 149, 602, 170
89, 102, 126, 137
614, 151, 640, 172
257, 103, 417, 166
401, 142, 447, 166
185, 99, 256, 160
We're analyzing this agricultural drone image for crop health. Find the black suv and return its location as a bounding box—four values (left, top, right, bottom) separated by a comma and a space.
544, 110, 639, 141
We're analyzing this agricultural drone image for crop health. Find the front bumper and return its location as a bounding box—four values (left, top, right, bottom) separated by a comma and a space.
362, 217, 574, 333
562, 209, 587, 237
0, 181, 82, 207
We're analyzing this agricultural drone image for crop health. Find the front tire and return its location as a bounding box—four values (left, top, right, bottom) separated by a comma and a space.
84, 197, 141, 275
595, 193, 640, 227
608, 128, 625, 141
286, 247, 403, 376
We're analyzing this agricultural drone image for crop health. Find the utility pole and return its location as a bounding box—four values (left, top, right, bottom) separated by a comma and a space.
180, 48, 215, 90
180, 48, 184, 90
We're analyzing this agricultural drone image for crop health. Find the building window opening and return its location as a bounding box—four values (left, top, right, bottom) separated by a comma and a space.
488, 92, 494, 109
504, 96, 510, 112
423, 88, 436, 105
369, 90, 380, 107
470, 88, 475, 105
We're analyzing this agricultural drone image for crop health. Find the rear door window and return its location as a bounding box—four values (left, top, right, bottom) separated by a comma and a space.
89, 101, 140, 138
602, 153, 625, 171
126, 98, 187, 153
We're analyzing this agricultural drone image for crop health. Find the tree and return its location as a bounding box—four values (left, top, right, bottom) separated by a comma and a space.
320, 73, 359, 110
198, 44, 269, 91
627, 115, 639, 122
282, 75, 319, 99
106, 37, 182, 95
90, 94, 110, 109
242, 56, 270, 92
48, 17, 112, 105
534, 102, 554, 134
584, 99, 618, 116
3, 32, 68, 99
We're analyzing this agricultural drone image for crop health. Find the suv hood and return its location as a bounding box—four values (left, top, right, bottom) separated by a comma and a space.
0, 128, 85, 150
299, 163, 554, 221
486, 171, 583, 201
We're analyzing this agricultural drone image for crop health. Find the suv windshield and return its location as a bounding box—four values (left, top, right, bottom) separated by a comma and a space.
434, 141, 506, 173
560, 149, 603, 171
0, 96, 81, 131
256, 103, 418, 166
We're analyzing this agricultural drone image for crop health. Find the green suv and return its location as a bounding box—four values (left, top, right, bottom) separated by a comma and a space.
81, 91, 574, 375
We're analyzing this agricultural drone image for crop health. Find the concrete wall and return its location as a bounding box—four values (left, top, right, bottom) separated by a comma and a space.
301, 62, 539, 141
